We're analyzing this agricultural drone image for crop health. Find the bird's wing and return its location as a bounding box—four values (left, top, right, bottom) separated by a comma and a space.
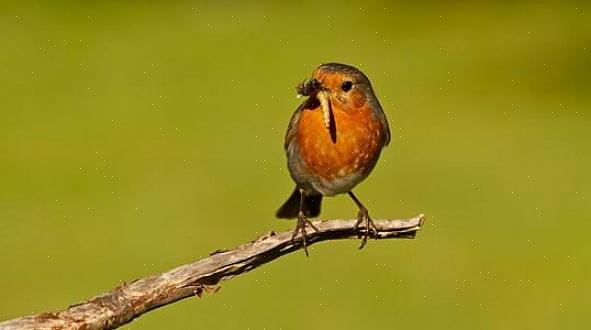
369, 96, 391, 147
284, 99, 309, 151
284, 110, 299, 151
381, 111, 391, 146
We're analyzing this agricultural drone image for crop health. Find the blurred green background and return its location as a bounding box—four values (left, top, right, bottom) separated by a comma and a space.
1, 1, 590, 329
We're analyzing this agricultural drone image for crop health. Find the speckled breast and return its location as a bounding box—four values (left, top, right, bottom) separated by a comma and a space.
293, 104, 385, 196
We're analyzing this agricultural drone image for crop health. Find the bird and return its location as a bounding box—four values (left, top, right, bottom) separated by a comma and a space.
276, 63, 391, 255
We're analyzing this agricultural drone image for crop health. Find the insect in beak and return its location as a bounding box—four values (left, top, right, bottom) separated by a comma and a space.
296, 78, 320, 98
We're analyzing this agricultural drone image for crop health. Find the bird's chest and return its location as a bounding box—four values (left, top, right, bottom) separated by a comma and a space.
296, 105, 384, 180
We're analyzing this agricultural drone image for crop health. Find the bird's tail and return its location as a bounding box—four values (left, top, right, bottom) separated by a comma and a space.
276, 188, 322, 219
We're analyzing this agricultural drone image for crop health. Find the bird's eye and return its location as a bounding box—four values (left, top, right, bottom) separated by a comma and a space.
341, 81, 353, 92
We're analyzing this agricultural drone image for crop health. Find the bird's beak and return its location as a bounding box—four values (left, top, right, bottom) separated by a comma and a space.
316, 89, 332, 129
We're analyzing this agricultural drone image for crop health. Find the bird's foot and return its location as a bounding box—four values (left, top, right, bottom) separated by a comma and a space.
291, 212, 319, 257
354, 208, 378, 249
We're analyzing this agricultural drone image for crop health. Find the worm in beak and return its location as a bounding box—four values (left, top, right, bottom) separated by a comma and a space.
296, 78, 335, 139
316, 89, 332, 130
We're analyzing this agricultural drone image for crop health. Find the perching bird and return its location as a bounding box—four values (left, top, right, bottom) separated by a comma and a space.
276, 63, 391, 254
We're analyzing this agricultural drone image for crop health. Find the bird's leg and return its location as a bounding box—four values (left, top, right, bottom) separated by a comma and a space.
291, 189, 319, 256
348, 191, 378, 249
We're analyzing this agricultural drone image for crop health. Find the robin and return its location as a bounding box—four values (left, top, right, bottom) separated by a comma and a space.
276, 63, 391, 255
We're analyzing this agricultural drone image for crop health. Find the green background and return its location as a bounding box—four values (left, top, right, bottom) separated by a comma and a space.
1, 1, 589, 329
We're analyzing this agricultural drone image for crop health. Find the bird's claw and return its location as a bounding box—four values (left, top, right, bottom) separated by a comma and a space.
354, 208, 378, 249
291, 212, 319, 257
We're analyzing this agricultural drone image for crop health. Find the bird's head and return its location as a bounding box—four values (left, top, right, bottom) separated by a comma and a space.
297, 63, 376, 128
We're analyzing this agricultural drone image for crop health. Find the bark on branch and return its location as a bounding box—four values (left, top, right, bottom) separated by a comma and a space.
0, 215, 425, 330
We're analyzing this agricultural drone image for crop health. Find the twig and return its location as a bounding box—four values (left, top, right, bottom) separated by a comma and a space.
0, 215, 425, 330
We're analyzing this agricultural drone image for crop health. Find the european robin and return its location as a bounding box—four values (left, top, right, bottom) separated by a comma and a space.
276, 63, 391, 255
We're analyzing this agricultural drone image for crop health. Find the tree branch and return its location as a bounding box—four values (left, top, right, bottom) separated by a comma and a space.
0, 215, 425, 330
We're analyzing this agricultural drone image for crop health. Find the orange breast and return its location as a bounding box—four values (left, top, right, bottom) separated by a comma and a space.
296, 104, 384, 180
